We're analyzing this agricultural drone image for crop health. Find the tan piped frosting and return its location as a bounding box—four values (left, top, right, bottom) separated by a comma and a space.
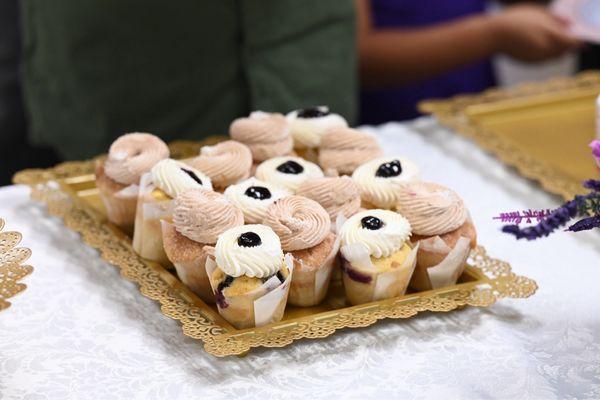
229, 111, 293, 162
104, 133, 169, 185
319, 128, 383, 175
189, 140, 252, 189
296, 176, 361, 221
263, 196, 330, 251
396, 181, 468, 236
173, 188, 243, 244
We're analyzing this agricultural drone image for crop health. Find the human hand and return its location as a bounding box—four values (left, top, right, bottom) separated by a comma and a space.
489, 4, 582, 62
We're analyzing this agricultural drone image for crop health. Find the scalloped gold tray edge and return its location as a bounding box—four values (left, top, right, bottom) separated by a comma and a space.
419, 71, 600, 201
13, 140, 537, 357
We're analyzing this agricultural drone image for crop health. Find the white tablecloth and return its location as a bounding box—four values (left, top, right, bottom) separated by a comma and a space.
1, 118, 599, 400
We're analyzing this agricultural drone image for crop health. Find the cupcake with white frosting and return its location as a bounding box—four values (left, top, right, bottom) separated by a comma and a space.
338, 209, 418, 305
396, 181, 477, 291
132, 158, 212, 266
95, 133, 169, 234
229, 111, 293, 163
206, 224, 293, 329
352, 156, 420, 209
263, 196, 339, 306
187, 140, 252, 190
162, 188, 243, 303
286, 106, 348, 162
224, 177, 291, 224
255, 156, 324, 193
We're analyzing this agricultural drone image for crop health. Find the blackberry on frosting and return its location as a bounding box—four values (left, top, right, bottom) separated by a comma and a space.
255, 156, 324, 193
224, 177, 290, 224
286, 106, 348, 149
352, 156, 420, 209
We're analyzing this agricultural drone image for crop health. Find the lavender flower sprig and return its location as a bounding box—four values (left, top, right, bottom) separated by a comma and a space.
591, 140, 600, 168
502, 191, 600, 240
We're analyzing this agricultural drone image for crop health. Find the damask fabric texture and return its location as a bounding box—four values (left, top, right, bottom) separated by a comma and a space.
1, 119, 600, 399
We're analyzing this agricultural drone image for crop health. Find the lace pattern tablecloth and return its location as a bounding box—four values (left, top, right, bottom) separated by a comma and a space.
1, 118, 599, 399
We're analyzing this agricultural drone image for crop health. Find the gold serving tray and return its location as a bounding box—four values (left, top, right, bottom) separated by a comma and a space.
420, 71, 600, 201
13, 140, 537, 357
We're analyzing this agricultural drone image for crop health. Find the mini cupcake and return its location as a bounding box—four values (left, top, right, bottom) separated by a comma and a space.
96, 133, 169, 234
255, 156, 324, 193
286, 106, 348, 151
297, 176, 362, 223
162, 188, 243, 303
132, 159, 212, 266
396, 181, 477, 291
224, 177, 291, 224
338, 209, 418, 305
229, 111, 293, 162
187, 140, 252, 191
352, 156, 420, 209
263, 196, 339, 306
206, 224, 293, 329
318, 127, 383, 175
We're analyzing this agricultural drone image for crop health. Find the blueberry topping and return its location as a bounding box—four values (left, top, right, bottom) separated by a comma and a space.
237, 232, 262, 247
180, 168, 203, 185
276, 160, 304, 175
244, 186, 272, 200
361, 216, 384, 230
297, 107, 330, 118
375, 159, 402, 178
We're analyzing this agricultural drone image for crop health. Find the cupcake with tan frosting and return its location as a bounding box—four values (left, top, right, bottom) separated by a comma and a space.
338, 209, 418, 305
297, 176, 362, 222
187, 140, 252, 190
95, 133, 169, 234
318, 127, 383, 175
224, 177, 290, 224
255, 156, 324, 193
352, 156, 421, 209
263, 196, 339, 306
205, 224, 293, 329
286, 106, 347, 162
229, 111, 293, 163
132, 158, 212, 266
396, 181, 477, 291
162, 188, 243, 303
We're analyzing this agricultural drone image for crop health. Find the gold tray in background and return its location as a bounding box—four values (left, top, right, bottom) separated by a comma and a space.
420, 71, 600, 201
0, 218, 33, 311
13, 141, 537, 357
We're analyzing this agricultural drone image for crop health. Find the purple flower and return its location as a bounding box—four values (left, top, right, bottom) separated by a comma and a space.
591, 140, 600, 168
567, 216, 600, 232
584, 179, 600, 192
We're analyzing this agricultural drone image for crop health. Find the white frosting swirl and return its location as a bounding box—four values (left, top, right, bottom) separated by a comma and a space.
215, 224, 284, 278
151, 159, 212, 198
339, 209, 411, 259
286, 106, 348, 149
352, 156, 420, 209
224, 177, 291, 224
255, 156, 324, 193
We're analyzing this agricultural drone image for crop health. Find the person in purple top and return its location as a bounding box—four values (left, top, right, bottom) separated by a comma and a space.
357, 0, 582, 123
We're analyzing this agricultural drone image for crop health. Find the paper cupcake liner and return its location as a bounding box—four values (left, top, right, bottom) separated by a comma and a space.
409, 235, 471, 291
288, 234, 341, 307
160, 220, 214, 303
97, 182, 139, 235
132, 173, 173, 267
341, 243, 419, 306
206, 254, 294, 329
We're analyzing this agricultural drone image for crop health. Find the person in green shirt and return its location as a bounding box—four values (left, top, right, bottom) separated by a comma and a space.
20, 0, 357, 160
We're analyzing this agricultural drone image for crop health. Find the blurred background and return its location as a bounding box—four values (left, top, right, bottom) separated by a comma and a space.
1, 0, 599, 185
